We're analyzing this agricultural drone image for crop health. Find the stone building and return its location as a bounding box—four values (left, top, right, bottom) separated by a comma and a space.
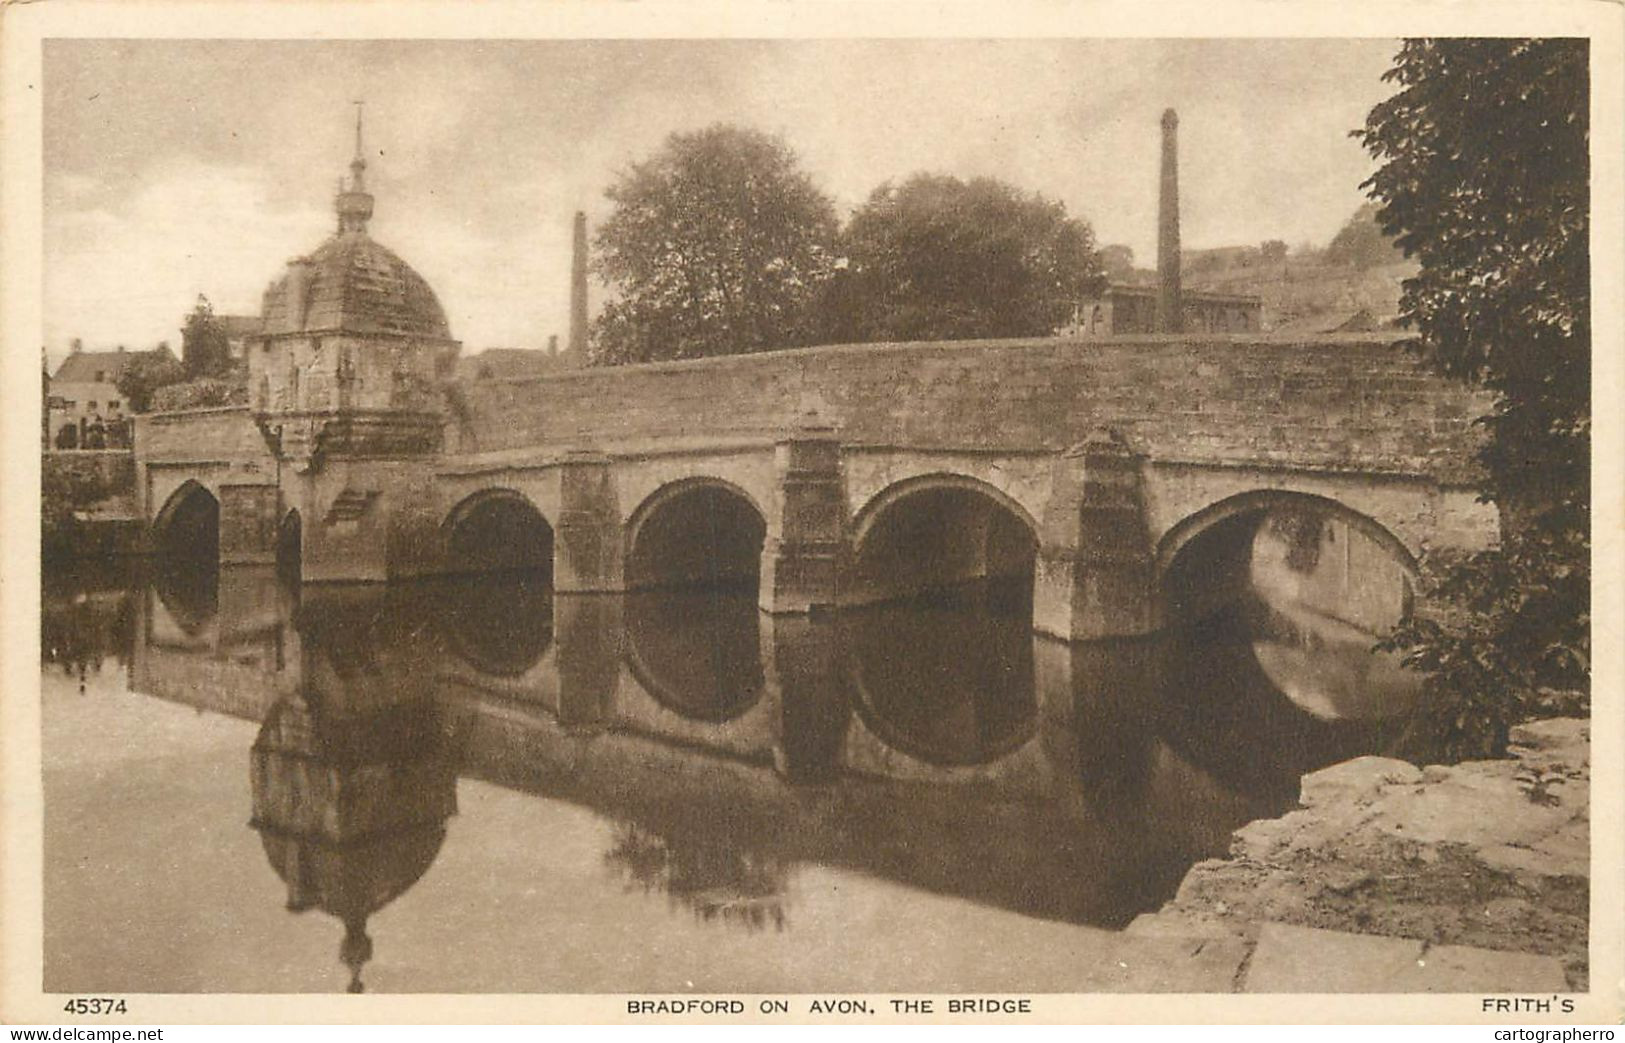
218, 314, 264, 365
246, 127, 458, 418
455, 344, 577, 382
47, 344, 166, 447
1063, 283, 1262, 337
229, 111, 460, 581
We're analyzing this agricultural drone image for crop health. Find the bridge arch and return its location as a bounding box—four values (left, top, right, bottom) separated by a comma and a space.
152, 479, 220, 562
1157, 489, 1423, 724
842, 473, 1040, 765
441, 488, 554, 577
849, 473, 1039, 610
850, 472, 1041, 553
625, 477, 767, 592
1156, 489, 1420, 586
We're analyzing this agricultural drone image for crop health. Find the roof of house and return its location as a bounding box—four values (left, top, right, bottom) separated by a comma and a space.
455, 348, 576, 381
1096, 282, 1263, 307
217, 315, 263, 339
52, 346, 172, 384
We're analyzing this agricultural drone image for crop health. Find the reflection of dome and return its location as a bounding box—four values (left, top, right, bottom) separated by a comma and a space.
258, 826, 445, 990
260, 233, 452, 341
250, 693, 457, 993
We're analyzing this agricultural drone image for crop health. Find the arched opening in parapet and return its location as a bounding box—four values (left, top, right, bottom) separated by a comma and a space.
442, 489, 553, 581
845, 475, 1039, 766
1157, 491, 1422, 735
276, 510, 302, 584
153, 481, 220, 564
623, 479, 767, 722
625, 479, 767, 593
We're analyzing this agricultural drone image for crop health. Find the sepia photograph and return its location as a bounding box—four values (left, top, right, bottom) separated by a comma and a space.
1, 0, 1620, 1026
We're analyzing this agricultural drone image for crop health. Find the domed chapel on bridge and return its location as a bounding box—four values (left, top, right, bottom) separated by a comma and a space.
144, 111, 471, 583
247, 108, 460, 445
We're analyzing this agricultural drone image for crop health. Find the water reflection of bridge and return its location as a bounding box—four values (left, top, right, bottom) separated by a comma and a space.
114, 559, 1423, 990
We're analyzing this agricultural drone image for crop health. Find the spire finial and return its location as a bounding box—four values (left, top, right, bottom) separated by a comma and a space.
335, 103, 374, 235
349, 100, 367, 191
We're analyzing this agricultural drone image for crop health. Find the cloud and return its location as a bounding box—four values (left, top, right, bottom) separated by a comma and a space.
43, 39, 1401, 361
45, 160, 328, 358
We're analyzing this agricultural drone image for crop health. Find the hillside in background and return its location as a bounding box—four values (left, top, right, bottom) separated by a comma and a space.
1107, 203, 1419, 334
1189, 255, 1418, 334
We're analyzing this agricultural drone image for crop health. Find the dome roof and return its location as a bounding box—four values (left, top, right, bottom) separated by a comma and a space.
260, 231, 453, 341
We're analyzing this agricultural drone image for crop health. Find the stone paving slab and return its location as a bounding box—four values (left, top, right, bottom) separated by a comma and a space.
1086, 935, 1250, 992
1403, 945, 1570, 993
1242, 922, 1572, 993
1122, 911, 1242, 941
1244, 922, 1423, 992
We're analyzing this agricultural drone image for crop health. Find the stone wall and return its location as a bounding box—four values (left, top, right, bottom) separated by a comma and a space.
455, 335, 1488, 484
136, 407, 272, 464
134, 407, 278, 522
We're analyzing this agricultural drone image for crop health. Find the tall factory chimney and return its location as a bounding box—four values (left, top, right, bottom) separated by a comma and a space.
1156, 108, 1183, 334
568, 211, 589, 355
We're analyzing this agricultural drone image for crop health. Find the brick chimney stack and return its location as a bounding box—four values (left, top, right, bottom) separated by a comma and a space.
568, 211, 588, 355
1156, 108, 1183, 334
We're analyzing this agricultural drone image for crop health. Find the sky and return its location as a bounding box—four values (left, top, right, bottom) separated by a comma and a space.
43, 38, 1401, 364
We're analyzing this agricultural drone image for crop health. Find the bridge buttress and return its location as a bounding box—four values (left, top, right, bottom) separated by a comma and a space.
1033, 432, 1158, 641
761, 613, 846, 784
759, 425, 844, 615
218, 481, 281, 566
297, 461, 431, 583
555, 451, 624, 593
555, 593, 623, 731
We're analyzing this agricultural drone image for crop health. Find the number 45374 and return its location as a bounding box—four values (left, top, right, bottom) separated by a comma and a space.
64, 998, 127, 1015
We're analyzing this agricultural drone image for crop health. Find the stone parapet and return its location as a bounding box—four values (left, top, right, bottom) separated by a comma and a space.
455, 335, 1489, 486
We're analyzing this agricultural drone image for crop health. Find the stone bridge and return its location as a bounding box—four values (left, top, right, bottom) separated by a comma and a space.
135, 333, 1497, 641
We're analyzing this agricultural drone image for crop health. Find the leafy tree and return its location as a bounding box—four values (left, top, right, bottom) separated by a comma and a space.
1357, 39, 1589, 758
150, 377, 247, 412
41, 462, 115, 554
830, 174, 1104, 342
1323, 202, 1405, 270
114, 348, 185, 413
591, 124, 839, 364
181, 294, 232, 378
1099, 244, 1137, 281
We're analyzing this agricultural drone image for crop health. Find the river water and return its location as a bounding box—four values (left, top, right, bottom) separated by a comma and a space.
40, 557, 1426, 994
